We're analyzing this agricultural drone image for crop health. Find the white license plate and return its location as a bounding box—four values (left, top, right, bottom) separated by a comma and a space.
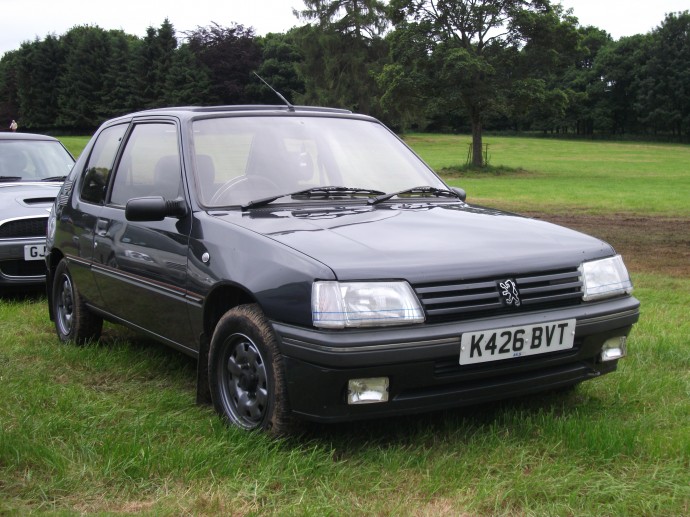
24, 244, 46, 261
460, 319, 576, 365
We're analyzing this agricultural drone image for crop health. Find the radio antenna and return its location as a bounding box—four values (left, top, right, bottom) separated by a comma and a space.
253, 72, 295, 112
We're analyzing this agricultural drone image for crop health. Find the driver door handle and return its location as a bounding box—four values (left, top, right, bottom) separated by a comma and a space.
96, 218, 109, 237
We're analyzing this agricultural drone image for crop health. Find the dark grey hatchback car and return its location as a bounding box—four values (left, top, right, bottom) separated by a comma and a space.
46, 106, 639, 434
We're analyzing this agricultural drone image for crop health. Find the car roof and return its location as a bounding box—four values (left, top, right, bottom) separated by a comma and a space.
0, 132, 61, 142
103, 105, 365, 125
138, 105, 351, 116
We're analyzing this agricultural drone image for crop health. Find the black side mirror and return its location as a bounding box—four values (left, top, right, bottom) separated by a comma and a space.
125, 196, 187, 221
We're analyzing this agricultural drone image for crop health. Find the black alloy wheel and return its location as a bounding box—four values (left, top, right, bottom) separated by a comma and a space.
52, 259, 102, 344
209, 304, 292, 434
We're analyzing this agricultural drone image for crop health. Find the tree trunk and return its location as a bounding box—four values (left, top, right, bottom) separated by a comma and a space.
471, 110, 483, 167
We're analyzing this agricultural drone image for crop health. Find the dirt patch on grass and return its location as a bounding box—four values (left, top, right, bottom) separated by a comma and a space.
525, 213, 690, 277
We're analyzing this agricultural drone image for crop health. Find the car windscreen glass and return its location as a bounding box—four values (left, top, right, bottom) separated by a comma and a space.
0, 140, 74, 181
191, 116, 446, 207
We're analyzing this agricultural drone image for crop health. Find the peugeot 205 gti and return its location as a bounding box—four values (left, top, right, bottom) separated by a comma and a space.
46, 105, 639, 434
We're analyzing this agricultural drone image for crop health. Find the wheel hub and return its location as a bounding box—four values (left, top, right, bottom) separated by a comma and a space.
237, 364, 258, 391
217, 334, 270, 428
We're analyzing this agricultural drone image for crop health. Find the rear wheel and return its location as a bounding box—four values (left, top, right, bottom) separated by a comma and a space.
52, 259, 102, 344
208, 304, 293, 435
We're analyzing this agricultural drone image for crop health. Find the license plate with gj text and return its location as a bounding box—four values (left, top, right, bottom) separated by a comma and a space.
460, 319, 576, 365
24, 244, 46, 261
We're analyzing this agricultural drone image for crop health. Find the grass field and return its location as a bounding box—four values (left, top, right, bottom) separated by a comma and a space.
60, 133, 690, 216
1, 135, 688, 515
406, 134, 690, 217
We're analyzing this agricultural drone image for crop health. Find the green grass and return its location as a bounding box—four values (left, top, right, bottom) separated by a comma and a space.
61, 133, 690, 216
59, 136, 90, 159
1, 280, 688, 515
405, 134, 690, 217
1, 134, 687, 515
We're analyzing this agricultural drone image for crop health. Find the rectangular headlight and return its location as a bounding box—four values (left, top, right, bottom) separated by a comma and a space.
580, 255, 633, 301
312, 281, 425, 328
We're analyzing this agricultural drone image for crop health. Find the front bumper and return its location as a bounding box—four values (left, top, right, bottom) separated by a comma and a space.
0, 237, 47, 286
272, 296, 640, 423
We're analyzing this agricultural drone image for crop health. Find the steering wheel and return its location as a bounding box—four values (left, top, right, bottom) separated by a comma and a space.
209, 175, 279, 205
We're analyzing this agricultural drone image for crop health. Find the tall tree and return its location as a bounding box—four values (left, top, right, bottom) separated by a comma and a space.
57, 26, 111, 129
128, 20, 178, 109
388, 0, 554, 166
185, 23, 261, 104
153, 19, 178, 103
249, 32, 305, 105
637, 11, 690, 136
100, 30, 139, 117
292, 0, 389, 115
295, 0, 388, 38
559, 25, 611, 135
510, 4, 588, 133
14, 36, 64, 128
376, 21, 436, 130
588, 34, 648, 135
163, 43, 212, 106
0, 50, 20, 124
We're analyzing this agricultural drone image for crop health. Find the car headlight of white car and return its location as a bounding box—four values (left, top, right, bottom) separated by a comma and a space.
580, 255, 633, 301
312, 281, 425, 328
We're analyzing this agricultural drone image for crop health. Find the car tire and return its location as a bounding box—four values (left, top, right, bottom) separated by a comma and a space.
208, 304, 293, 435
52, 259, 103, 344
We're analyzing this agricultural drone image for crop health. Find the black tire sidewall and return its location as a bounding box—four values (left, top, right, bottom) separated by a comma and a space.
52, 259, 101, 344
52, 259, 76, 343
208, 304, 283, 432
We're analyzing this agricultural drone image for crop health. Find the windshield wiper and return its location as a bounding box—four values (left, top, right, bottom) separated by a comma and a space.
368, 186, 464, 205
40, 175, 67, 182
242, 186, 385, 210
0, 176, 22, 182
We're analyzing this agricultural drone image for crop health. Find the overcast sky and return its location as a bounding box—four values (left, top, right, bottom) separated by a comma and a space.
1, 0, 688, 57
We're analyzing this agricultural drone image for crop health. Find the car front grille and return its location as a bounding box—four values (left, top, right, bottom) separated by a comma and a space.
0, 259, 46, 277
414, 268, 583, 324
0, 217, 48, 238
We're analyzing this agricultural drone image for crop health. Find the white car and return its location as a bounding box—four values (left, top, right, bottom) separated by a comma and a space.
0, 132, 75, 290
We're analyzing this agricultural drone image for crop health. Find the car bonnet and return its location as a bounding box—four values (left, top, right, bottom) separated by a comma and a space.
212, 202, 614, 282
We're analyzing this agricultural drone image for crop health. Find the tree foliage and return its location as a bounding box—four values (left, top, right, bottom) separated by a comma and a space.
639, 12, 690, 135
0, 4, 688, 150
295, 0, 389, 38
386, 0, 566, 165
56, 26, 112, 128
292, 0, 389, 115
185, 23, 261, 104
249, 32, 305, 105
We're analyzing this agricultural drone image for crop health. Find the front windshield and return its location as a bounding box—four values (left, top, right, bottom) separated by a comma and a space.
191, 115, 447, 207
0, 140, 75, 181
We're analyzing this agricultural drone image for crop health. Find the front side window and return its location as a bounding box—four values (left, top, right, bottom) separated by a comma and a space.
110, 123, 181, 207
80, 124, 127, 204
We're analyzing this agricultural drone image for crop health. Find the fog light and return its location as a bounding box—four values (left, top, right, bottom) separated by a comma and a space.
347, 377, 389, 405
600, 336, 627, 362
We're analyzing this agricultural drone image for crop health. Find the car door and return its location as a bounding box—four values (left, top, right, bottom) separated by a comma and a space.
91, 120, 195, 348
63, 123, 129, 307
